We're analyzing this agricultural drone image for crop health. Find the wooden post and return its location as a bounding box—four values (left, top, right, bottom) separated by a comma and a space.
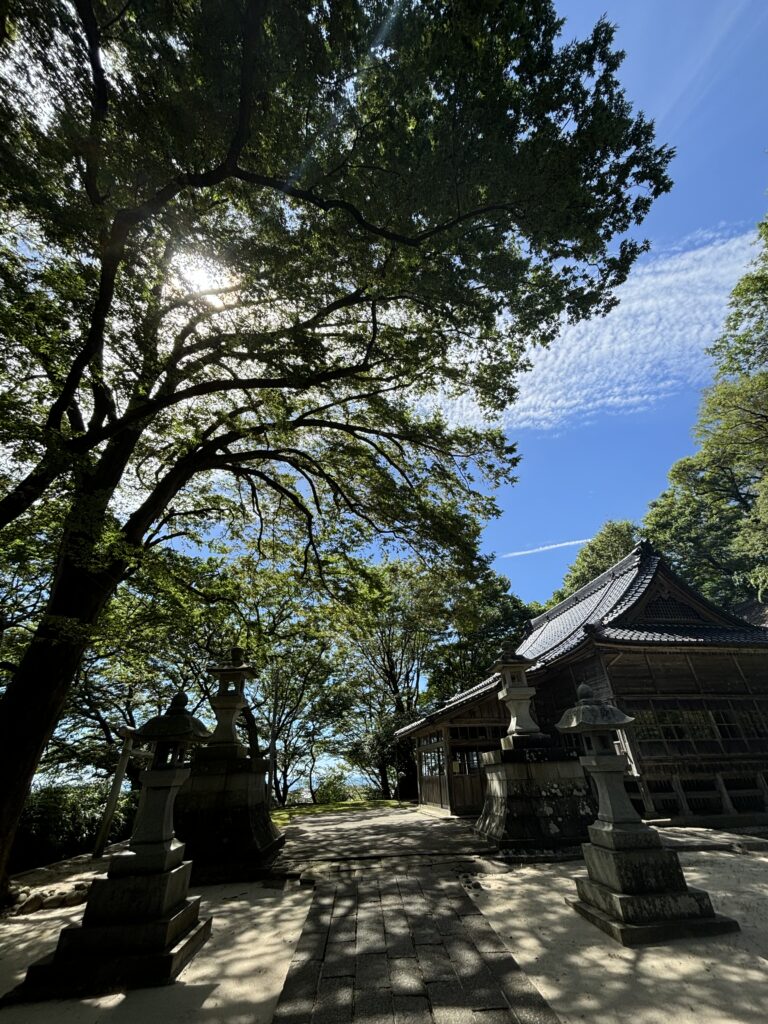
93, 727, 136, 859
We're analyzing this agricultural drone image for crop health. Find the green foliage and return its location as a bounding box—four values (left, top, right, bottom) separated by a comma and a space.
424, 566, 534, 703
313, 766, 353, 804
0, 0, 672, 887
643, 216, 768, 610
643, 456, 756, 609
550, 520, 638, 604
9, 783, 137, 873
270, 798, 400, 828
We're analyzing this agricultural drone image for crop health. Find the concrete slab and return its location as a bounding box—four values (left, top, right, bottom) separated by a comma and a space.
473, 849, 768, 1024
0, 882, 312, 1023
276, 806, 495, 865
3, 809, 768, 1024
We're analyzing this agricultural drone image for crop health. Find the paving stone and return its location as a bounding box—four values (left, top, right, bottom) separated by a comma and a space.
472, 1011, 517, 1023
443, 938, 507, 1011
443, 936, 486, 977
273, 991, 317, 1023
460, 916, 509, 953
356, 917, 387, 953
323, 941, 357, 978
355, 952, 390, 989
285, 956, 323, 996
354, 988, 396, 1024
292, 926, 328, 961
427, 978, 470, 1024
415, 944, 455, 982
388, 957, 425, 995
433, 912, 466, 936
358, 929, 387, 958
384, 914, 416, 958
445, 894, 482, 916
403, 897, 432, 918
483, 953, 562, 1024
313, 975, 354, 1024
273, 958, 322, 1022
432, 1005, 469, 1024
380, 892, 405, 908
392, 994, 432, 1024
358, 894, 383, 908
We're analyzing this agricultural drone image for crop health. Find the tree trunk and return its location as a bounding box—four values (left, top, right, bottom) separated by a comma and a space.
0, 432, 142, 896
0, 558, 126, 895
378, 762, 391, 799
308, 750, 318, 803
396, 743, 418, 801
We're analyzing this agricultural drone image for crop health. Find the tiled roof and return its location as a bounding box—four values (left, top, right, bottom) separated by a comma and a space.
516, 545, 649, 666
515, 541, 768, 668
394, 674, 501, 738
595, 624, 768, 646
396, 544, 768, 740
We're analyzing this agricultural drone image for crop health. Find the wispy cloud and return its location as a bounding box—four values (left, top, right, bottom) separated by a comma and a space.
437, 227, 756, 431
650, 0, 757, 135
501, 538, 592, 558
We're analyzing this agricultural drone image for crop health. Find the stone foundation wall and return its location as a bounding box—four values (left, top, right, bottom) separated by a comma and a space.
475, 753, 595, 847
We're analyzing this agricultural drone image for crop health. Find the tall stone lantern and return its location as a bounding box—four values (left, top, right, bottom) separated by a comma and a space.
20, 692, 213, 999
495, 647, 547, 749
206, 644, 251, 755
474, 646, 594, 848
174, 646, 285, 880
556, 684, 739, 945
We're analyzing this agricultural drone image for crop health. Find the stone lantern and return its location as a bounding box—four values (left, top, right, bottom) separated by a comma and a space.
492, 647, 547, 748
174, 645, 285, 880
205, 644, 252, 755
556, 684, 739, 945
474, 647, 593, 848
20, 692, 213, 999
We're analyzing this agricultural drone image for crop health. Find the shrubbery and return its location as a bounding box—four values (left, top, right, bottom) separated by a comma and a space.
313, 767, 352, 804
9, 783, 137, 874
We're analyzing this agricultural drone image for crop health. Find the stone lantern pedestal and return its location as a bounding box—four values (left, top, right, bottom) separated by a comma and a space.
556, 685, 740, 946
175, 647, 284, 881
16, 693, 212, 999
474, 650, 594, 849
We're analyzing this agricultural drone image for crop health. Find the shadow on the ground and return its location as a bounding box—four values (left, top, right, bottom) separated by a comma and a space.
475, 849, 768, 1024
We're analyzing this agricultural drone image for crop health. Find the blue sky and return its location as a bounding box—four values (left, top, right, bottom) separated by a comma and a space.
479, 0, 768, 605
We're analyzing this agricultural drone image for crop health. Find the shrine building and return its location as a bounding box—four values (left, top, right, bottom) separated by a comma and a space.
397, 542, 768, 823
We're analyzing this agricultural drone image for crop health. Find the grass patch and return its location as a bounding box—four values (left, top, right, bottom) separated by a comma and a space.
270, 798, 405, 828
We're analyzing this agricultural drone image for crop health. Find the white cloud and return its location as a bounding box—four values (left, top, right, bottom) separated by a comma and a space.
438, 227, 756, 431
501, 538, 592, 558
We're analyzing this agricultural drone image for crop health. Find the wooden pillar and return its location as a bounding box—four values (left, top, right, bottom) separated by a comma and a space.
714, 773, 736, 815
671, 776, 691, 818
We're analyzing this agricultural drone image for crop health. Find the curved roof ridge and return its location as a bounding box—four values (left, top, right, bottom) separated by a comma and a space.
515, 542, 658, 666
527, 541, 649, 629
601, 552, 661, 624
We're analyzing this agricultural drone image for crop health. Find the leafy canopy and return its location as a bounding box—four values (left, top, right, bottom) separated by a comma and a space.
643, 217, 768, 610
0, 0, 672, 889
0, 0, 672, 567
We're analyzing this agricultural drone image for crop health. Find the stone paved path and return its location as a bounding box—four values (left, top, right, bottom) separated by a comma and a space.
273, 869, 561, 1024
